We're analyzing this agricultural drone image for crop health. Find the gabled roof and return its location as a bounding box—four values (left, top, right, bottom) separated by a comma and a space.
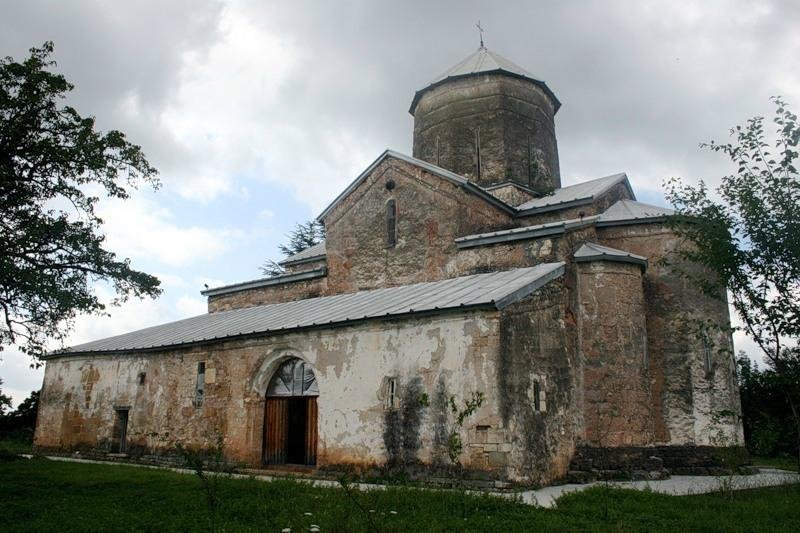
596, 199, 674, 227
516, 173, 635, 215
574, 242, 647, 269
410, 46, 560, 114
279, 241, 327, 267
200, 268, 327, 298
53, 264, 565, 357
316, 150, 516, 221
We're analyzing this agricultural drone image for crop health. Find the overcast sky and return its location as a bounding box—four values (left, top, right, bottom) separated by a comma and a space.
2, 0, 799, 405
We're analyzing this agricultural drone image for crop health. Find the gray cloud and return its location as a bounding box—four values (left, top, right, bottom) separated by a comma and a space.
226, 0, 800, 201
4, 0, 798, 203
1, 0, 798, 401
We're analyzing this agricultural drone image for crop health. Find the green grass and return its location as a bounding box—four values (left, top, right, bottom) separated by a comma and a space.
751, 455, 799, 472
1, 457, 799, 532
0, 436, 33, 455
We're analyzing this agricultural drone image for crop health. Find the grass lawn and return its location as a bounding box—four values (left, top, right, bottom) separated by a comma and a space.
0, 437, 33, 455
751, 455, 799, 472
1, 457, 800, 532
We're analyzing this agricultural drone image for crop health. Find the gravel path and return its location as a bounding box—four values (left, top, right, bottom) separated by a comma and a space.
520, 468, 800, 507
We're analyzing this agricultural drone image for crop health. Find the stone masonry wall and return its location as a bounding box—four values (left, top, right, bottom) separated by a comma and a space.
413, 74, 560, 191
282, 257, 326, 275
446, 226, 597, 277
485, 183, 535, 206
516, 182, 634, 226
324, 156, 513, 294
577, 261, 654, 447
598, 223, 743, 446
497, 282, 579, 485
207, 276, 328, 313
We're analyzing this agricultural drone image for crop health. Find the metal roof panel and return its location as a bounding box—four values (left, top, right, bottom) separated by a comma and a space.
517, 173, 633, 212
54, 264, 564, 357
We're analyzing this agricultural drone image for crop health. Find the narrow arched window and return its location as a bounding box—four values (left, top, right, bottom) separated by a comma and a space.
386, 199, 397, 248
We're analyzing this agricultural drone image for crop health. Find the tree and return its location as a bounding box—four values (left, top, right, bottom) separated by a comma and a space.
0, 385, 39, 441
737, 351, 800, 458
0, 42, 161, 362
260, 220, 325, 277
664, 96, 800, 465
0, 379, 12, 417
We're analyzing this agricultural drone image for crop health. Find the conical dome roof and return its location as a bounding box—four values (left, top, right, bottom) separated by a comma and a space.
409, 46, 560, 114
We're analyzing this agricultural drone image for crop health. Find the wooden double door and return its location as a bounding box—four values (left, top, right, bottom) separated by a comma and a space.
263, 396, 318, 466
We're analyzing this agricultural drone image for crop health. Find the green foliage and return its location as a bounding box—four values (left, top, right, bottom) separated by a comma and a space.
664, 97, 800, 464
738, 352, 800, 457
0, 379, 11, 416
382, 377, 428, 466
418, 392, 429, 407
0, 42, 161, 361
278, 219, 326, 257
664, 97, 799, 349
4, 458, 800, 531
445, 391, 484, 465
260, 219, 326, 277
0, 386, 39, 447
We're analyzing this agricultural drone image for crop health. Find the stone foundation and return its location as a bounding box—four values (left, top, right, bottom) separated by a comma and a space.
567, 444, 751, 482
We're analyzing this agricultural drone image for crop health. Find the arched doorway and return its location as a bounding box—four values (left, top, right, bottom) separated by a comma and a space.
263, 358, 319, 466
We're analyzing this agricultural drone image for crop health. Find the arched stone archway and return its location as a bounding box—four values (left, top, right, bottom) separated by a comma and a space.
263, 357, 319, 466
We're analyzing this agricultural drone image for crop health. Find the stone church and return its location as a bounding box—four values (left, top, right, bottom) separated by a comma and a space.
34, 45, 743, 484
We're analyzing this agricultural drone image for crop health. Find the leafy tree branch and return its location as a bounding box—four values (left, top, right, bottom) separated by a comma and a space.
664, 96, 800, 465
0, 42, 162, 362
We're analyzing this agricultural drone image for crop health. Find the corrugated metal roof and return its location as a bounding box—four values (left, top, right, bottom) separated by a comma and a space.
316, 150, 516, 221
279, 241, 327, 266
409, 47, 560, 114
455, 216, 599, 249
596, 200, 674, 226
574, 242, 647, 269
517, 173, 634, 213
54, 263, 565, 357
200, 268, 327, 298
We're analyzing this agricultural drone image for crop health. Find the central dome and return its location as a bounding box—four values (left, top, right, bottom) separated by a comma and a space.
410, 46, 561, 192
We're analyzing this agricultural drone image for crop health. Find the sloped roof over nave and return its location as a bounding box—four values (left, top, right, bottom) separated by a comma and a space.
54, 263, 565, 357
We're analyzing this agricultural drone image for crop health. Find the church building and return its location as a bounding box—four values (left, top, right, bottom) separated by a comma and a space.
34, 45, 743, 484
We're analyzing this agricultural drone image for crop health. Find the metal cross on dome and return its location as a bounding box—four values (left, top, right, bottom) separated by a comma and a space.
476, 20, 485, 48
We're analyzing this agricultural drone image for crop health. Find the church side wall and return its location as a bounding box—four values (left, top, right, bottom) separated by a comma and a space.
35, 310, 534, 477
497, 281, 579, 485
598, 223, 743, 446
207, 276, 328, 313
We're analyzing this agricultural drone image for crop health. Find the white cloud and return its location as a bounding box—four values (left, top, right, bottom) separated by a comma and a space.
0, 282, 213, 407
99, 196, 237, 267
152, 3, 378, 211
153, 273, 187, 288
176, 295, 208, 317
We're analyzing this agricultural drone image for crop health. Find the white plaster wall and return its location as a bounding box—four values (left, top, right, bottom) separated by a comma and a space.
35, 310, 504, 469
